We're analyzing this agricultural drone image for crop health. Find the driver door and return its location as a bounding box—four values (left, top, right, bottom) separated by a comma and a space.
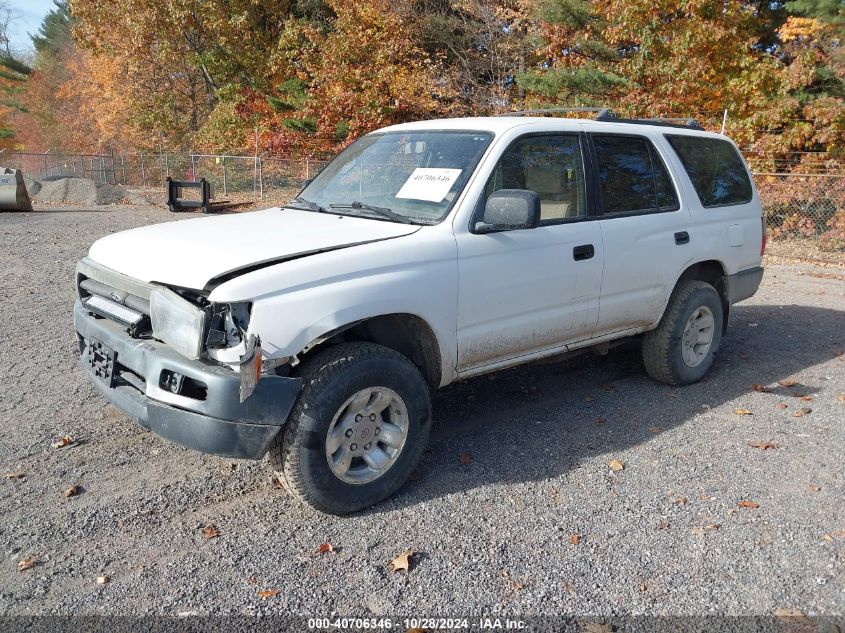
454, 133, 604, 373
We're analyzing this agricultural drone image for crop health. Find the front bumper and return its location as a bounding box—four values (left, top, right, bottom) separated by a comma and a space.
75, 300, 302, 459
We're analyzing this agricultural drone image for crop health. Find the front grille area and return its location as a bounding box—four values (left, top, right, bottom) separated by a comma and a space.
79, 277, 152, 337
76, 258, 155, 338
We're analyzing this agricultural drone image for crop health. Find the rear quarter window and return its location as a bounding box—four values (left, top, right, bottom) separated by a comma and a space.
666, 135, 753, 207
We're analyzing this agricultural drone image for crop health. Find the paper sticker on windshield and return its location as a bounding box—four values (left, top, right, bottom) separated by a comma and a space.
395, 168, 462, 203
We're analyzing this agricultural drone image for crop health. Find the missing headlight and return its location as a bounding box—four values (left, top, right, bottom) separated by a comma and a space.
206, 302, 252, 350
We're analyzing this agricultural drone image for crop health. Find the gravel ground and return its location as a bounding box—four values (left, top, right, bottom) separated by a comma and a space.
0, 205, 843, 620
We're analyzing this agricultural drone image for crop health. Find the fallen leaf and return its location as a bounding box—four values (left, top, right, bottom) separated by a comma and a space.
608, 459, 625, 472
257, 589, 280, 599
583, 623, 613, 633
795, 395, 814, 401
408, 471, 420, 481
739, 352, 749, 360
388, 548, 416, 573
752, 383, 770, 393
52, 435, 75, 448
271, 476, 284, 490
674, 495, 688, 506
700, 404, 711, 410
599, 383, 615, 392
823, 533, 834, 541
569, 533, 581, 545
692, 523, 721, 537
776, 403, 788, 409
738, 499, 760, 509
749, 442, 779, 450
808, 484, 821, 492
96, 575, 110, 585
17, 558, 36, 571
778, 379, 797, 387
640, 583, 648, 592
594, 417, 607, 425
4, 471, 24, 479
201, 525, 220, 539
773, 608, 808, 620
663, 392, 679, 399
458, 452, 471, 464
734, 408, 753, 416
792, 408, 812, 418
647, 426, 661, 433
317, 543, 334, 555
656, 521, 671, 530
63, 484, 79, 498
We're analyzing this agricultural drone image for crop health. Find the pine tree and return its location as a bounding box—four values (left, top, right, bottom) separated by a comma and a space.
517, 0, 627, 105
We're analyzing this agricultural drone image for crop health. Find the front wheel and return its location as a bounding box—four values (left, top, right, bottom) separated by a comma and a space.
642, 280, 724, 386
269, 342, 431, 514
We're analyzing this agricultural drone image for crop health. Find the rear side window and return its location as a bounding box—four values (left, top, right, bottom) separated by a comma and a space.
666, 135, 753, 207
591, 134, 679, 215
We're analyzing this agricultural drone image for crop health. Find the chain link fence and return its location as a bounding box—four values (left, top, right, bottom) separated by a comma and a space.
2, 151, 843, 261
0, 152, 330, 200
756, 172, 845, 261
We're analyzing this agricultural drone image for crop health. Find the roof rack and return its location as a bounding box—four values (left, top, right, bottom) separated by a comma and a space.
595, 111, 704, 131
497, 107, 704, 130
497, 107, 613, 117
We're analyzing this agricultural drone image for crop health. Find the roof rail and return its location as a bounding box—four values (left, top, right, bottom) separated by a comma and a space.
496, 107, 704, 130
595, 111, 704, 131
497, 107, 613, 117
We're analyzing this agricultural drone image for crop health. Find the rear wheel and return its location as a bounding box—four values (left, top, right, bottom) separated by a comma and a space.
642, 280, 724, 386
269, 342, 431, 514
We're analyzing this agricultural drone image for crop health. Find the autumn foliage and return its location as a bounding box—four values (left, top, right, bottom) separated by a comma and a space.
5, 0, 842, 170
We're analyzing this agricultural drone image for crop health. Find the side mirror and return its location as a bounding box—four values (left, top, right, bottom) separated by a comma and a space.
475, 189, 540, 233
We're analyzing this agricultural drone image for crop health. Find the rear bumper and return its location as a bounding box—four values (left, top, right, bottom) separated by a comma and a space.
725, 266, 764, 304
75, 300, 302, 459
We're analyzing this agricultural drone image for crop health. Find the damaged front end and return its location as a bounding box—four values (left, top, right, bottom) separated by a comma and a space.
74, 258, 301, 459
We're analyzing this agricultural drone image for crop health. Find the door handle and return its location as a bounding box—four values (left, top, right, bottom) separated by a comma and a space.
573, 244, 594, 261
674, 231, 690, 245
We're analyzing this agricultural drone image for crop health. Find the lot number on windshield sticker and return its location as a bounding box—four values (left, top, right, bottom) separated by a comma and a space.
395, 168, 462, 202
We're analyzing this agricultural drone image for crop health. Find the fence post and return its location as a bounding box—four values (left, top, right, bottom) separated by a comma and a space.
121, 156, 126, 185
222, 156, 227, 195
140, 155, 146, 188
259, 156, 264, 200
306, 156, 310, 180
165, 152, 170, 178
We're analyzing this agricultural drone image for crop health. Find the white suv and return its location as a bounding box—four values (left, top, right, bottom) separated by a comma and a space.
74, 113, 764, 513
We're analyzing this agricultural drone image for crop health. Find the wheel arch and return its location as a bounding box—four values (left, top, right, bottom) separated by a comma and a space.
297, 313, 443, 389
671, 259, 730, 333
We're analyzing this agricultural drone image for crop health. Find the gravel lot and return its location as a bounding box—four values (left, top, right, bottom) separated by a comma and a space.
0, 205, 843, 620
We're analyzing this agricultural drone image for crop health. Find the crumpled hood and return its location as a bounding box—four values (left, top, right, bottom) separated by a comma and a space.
87, 207, 420, 290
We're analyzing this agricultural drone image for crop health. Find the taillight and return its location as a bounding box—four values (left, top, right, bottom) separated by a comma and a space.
760, 216, 767, 256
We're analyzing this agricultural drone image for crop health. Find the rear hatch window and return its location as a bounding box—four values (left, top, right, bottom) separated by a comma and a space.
666, 135, 753, 208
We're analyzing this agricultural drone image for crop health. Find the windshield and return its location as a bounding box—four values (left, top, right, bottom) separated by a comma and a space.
297, 130, 494, 224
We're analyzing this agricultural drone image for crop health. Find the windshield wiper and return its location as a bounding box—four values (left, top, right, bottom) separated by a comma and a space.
287, 197, 327, 213
329, 201, 412, 224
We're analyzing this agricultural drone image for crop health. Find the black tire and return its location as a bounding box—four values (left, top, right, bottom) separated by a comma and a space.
642, 280, 724, 386
269, 342, 431, 514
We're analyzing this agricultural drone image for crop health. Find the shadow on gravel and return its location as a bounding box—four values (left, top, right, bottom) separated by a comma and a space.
377, 303, 845, 512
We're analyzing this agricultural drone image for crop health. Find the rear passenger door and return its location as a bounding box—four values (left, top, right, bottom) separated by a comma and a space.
588, 133, 691, 335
